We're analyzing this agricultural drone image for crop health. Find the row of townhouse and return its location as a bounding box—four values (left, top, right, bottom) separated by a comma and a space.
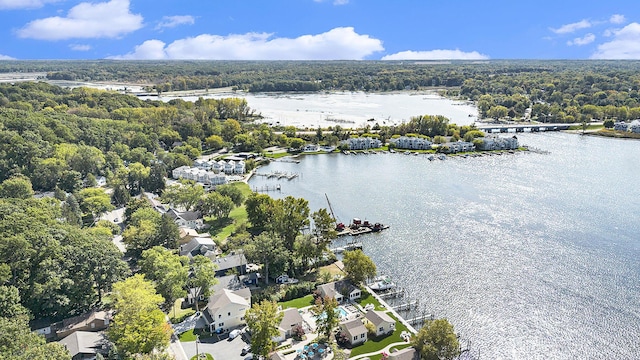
341, 137, 383, 150
193, 159, 246, 174
614, 120, 640, 133
475, 135, 519, 151
172, 166, 229, 186
389, 136, 433, 150
443, 141, 476, 153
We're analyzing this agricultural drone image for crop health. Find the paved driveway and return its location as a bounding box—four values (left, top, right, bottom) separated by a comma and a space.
182, 333, 252, 360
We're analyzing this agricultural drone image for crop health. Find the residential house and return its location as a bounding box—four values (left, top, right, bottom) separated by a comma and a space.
388, 347, 419, 360
303, 144, 319, 152
234, 160, 246, 174
203, 288, 251, 333
213, 253, 248, 277
614, 121, 629, 131
224, 160, 235, 174
316, 280, 361, 303
274, 308, 304, 343
475, 135, 519, 151
179, 237, 218, 260
186, 274, 243, 306
55, 310, 111, 340
339, 318, 367, 346
630, 120, 640, 133
389, 136, 433, 150
179, 227, 202, 242
364, 310, 396, 337
442, 141, 475, 153
166, 208, 204, 230
58, 331, 107, 360
341, 137, 382, 150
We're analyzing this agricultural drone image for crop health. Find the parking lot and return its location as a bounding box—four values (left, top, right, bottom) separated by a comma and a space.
181, 332, 252, 360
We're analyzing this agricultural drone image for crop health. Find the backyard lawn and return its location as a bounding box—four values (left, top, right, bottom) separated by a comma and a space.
356, 292, 385, 311
347, 313, 409, 357
278, 294, 315, 309
169, 298, 195, 323
207, 182, 252, 242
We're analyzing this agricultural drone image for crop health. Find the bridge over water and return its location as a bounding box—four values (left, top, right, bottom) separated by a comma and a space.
477, 123, 572, 133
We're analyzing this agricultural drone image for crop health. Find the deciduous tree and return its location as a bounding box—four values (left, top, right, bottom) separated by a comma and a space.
246, 300, 283, 359
342, 249, 376, 284
411, 319, 460, 360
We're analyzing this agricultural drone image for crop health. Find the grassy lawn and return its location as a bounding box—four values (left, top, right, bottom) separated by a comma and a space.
169, 299, 195, 323
179, 328, 215, 342
278, 294, 315, 309
356, 292, 385, 311
366, 344, 411, 360
264, 152, 293, 159
207, 182, 251, 242
318, 262, 345, 280
348, 313, 409, 358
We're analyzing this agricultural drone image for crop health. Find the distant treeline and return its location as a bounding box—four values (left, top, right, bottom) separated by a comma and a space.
2, 60, 640, 123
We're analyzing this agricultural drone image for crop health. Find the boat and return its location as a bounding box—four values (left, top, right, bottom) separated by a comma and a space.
369, 275, 396, 291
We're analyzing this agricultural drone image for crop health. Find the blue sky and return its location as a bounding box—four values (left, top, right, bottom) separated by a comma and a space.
0, 0, 638, 60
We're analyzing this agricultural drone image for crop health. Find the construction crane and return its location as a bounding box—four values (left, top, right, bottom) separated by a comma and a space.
325, 193, 345, 231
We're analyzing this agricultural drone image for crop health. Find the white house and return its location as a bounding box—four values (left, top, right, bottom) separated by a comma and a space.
476, 136, 519, 151
274, 308, 304, 343
339, 318, 367, 346
204, 288, 251, 333
316, 280, 361, 303
166, 209, 203, 229
389, 136, 433, 150
341, 137, 382, 150
629, 120, 640, 133
364, 310, 396, 337
443, 141, 475, 153
614, 121, 629, 131
224, 161, 235, 174
303, 144, 319, 152
234, 160, 246, 174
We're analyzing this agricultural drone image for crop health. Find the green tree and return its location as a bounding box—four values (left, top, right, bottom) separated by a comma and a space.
199, 192, 234, 219
342, 249, 377, 284
245, 192, 277, 233
161, 181, 204, 211
244, 233, 288, 284
245, 300, 284, 359
139, 246, 189, 309
488, 105, 509, 120
108, 275, 173, 356
215, 184, 245, 206
187, 255, 218, 313
205, 134, 225, 150
312, 208, 338, 243
0, 175, 33, 199
0, 316, 71, 360
411, 319, 460, 360
77, 187, 115, 222
0, 286, 30, 318
274, 196, 310, 251
312, 296, 339, 343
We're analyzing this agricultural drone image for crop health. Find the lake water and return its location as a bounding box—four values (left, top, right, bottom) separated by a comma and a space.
153, 91, 478, 129
249, 132, 640, 359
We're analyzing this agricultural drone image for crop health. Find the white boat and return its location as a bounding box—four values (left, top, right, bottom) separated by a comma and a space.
368, 275, 396, 291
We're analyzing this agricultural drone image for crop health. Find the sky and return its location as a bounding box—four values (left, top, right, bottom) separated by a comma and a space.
0, 0, 639, 60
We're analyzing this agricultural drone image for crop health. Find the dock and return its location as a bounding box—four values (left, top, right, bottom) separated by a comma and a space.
253, 184, 281, 192
254, 171, 299, 180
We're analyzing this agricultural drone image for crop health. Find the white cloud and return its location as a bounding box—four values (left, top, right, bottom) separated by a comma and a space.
314, 0, 349, 5
69, 44, 91, 51
17, 0, 143, 40
550, 19, 592, 34
0, 54, 15, 60
111, 27, 383, 60
0, 0, 61, 9
591, 23, 640, 59
381, 49, 489, 61
155, 15, 195, 30
610, 14, 626, 24
567, 33, 595, 46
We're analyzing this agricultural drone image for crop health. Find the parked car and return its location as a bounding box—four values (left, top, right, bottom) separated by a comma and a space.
228, 329, 242, 340
241, 345, 251, 356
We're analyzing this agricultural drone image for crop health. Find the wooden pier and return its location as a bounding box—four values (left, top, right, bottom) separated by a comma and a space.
378, 288, 405, 299
254, 171, 299, 180
392, 300, 419, 311
253, 184, 281, 192
405, 313, 434, 326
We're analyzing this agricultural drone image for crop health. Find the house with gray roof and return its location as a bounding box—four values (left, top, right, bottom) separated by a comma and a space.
274, 308, 304, 343
339, 318, 367, 346
203, 288, 251, 333
166, 208, 203, 229
179, 237, 218, 260
213, 253, 248, 277
364, 310, 396, 337
389, 347, 419, 360
317, 280, 361, 303
58, 331, 107, 360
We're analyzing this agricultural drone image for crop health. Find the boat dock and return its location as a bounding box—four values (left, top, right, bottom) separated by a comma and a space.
254, 171, 299, 180
253, 184, 281, 192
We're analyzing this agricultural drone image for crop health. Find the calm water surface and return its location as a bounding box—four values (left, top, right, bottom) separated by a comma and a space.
249, 133, 640, 359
